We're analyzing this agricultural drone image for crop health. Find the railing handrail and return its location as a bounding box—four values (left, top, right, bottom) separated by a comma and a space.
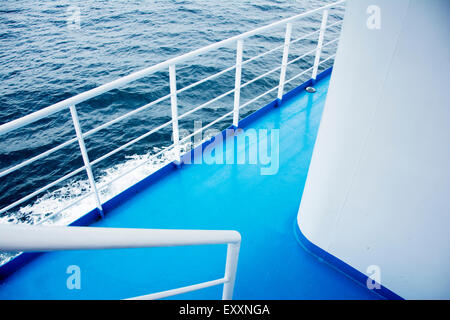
0, 0, 344, 136
0, 225, 240, 250
0, 224, 241, 300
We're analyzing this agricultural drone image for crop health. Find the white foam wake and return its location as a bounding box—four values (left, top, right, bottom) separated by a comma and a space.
0, 141, 194, 265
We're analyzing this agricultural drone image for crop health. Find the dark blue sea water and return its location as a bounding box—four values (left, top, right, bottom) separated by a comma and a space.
0, 0, 343, 262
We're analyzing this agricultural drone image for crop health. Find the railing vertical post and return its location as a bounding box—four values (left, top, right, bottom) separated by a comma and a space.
233, 40, 244, 128
169, 64, 181, 164
277, 22, 293, 102
69, 105, 104, 218
312, 9, 329, 82
222, 242, 240, 300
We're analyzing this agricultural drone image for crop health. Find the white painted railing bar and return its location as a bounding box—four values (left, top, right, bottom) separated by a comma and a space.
239, 85, 279, 111
277, 23, 292, 100
284, 65, 315, 86
0, 225, 241, 250
312, 9, 329, 81
0, 165, 86, 215
69, 105, 104, 217
178, 87, 236, 121
241, 43, 284, 66
127, 278, 228, 300
318, 53, 337, 66
286, 47, 317, 66
325, 19, 344, 29
223, 242, 240, 300
289, 29, 321, 46
96, 145, 172, 191
0, 0, 344, 137
90, 119, 173, 167
0, 225, 241, 300
177, 65, 236, 95
240, 65, 282, 90
233, 40, 244, 127
179, 110, 234, 145
321, 37, 339, 49
83, 93, 172, 139
169, 65, 181, 163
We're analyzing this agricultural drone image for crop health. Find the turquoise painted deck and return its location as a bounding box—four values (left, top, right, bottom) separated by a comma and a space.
0, 74, 381, 300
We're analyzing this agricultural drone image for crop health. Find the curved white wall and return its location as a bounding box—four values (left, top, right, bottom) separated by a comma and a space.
297, 0, 450, 299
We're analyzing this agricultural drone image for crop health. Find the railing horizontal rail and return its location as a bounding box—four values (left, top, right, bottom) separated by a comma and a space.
90, 120, 173, 166
326, 19, 344, 29
287, 47, 317, 66
96, 145, 171, 191
0, 225, 241, 300
284, 65, 315, 86
127, 278, 227, 300
241, 43, 284, 66
322, 37, 339, 49
179, 110, 234, 145
177, 65, 236, 95
178, 88, 235, 121
83, 93, 172, 139
289, 29, 320, 46
240, 85, 279, 111
319, 53, 337, 66
240, 65, 282, 89
0, 225, 241, 251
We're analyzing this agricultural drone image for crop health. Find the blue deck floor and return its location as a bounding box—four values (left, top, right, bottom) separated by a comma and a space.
0, 74, 381, 300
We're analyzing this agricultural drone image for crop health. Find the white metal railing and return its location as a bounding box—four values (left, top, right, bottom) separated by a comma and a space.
0, 1, 345, 223
0, 224, 241, 300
